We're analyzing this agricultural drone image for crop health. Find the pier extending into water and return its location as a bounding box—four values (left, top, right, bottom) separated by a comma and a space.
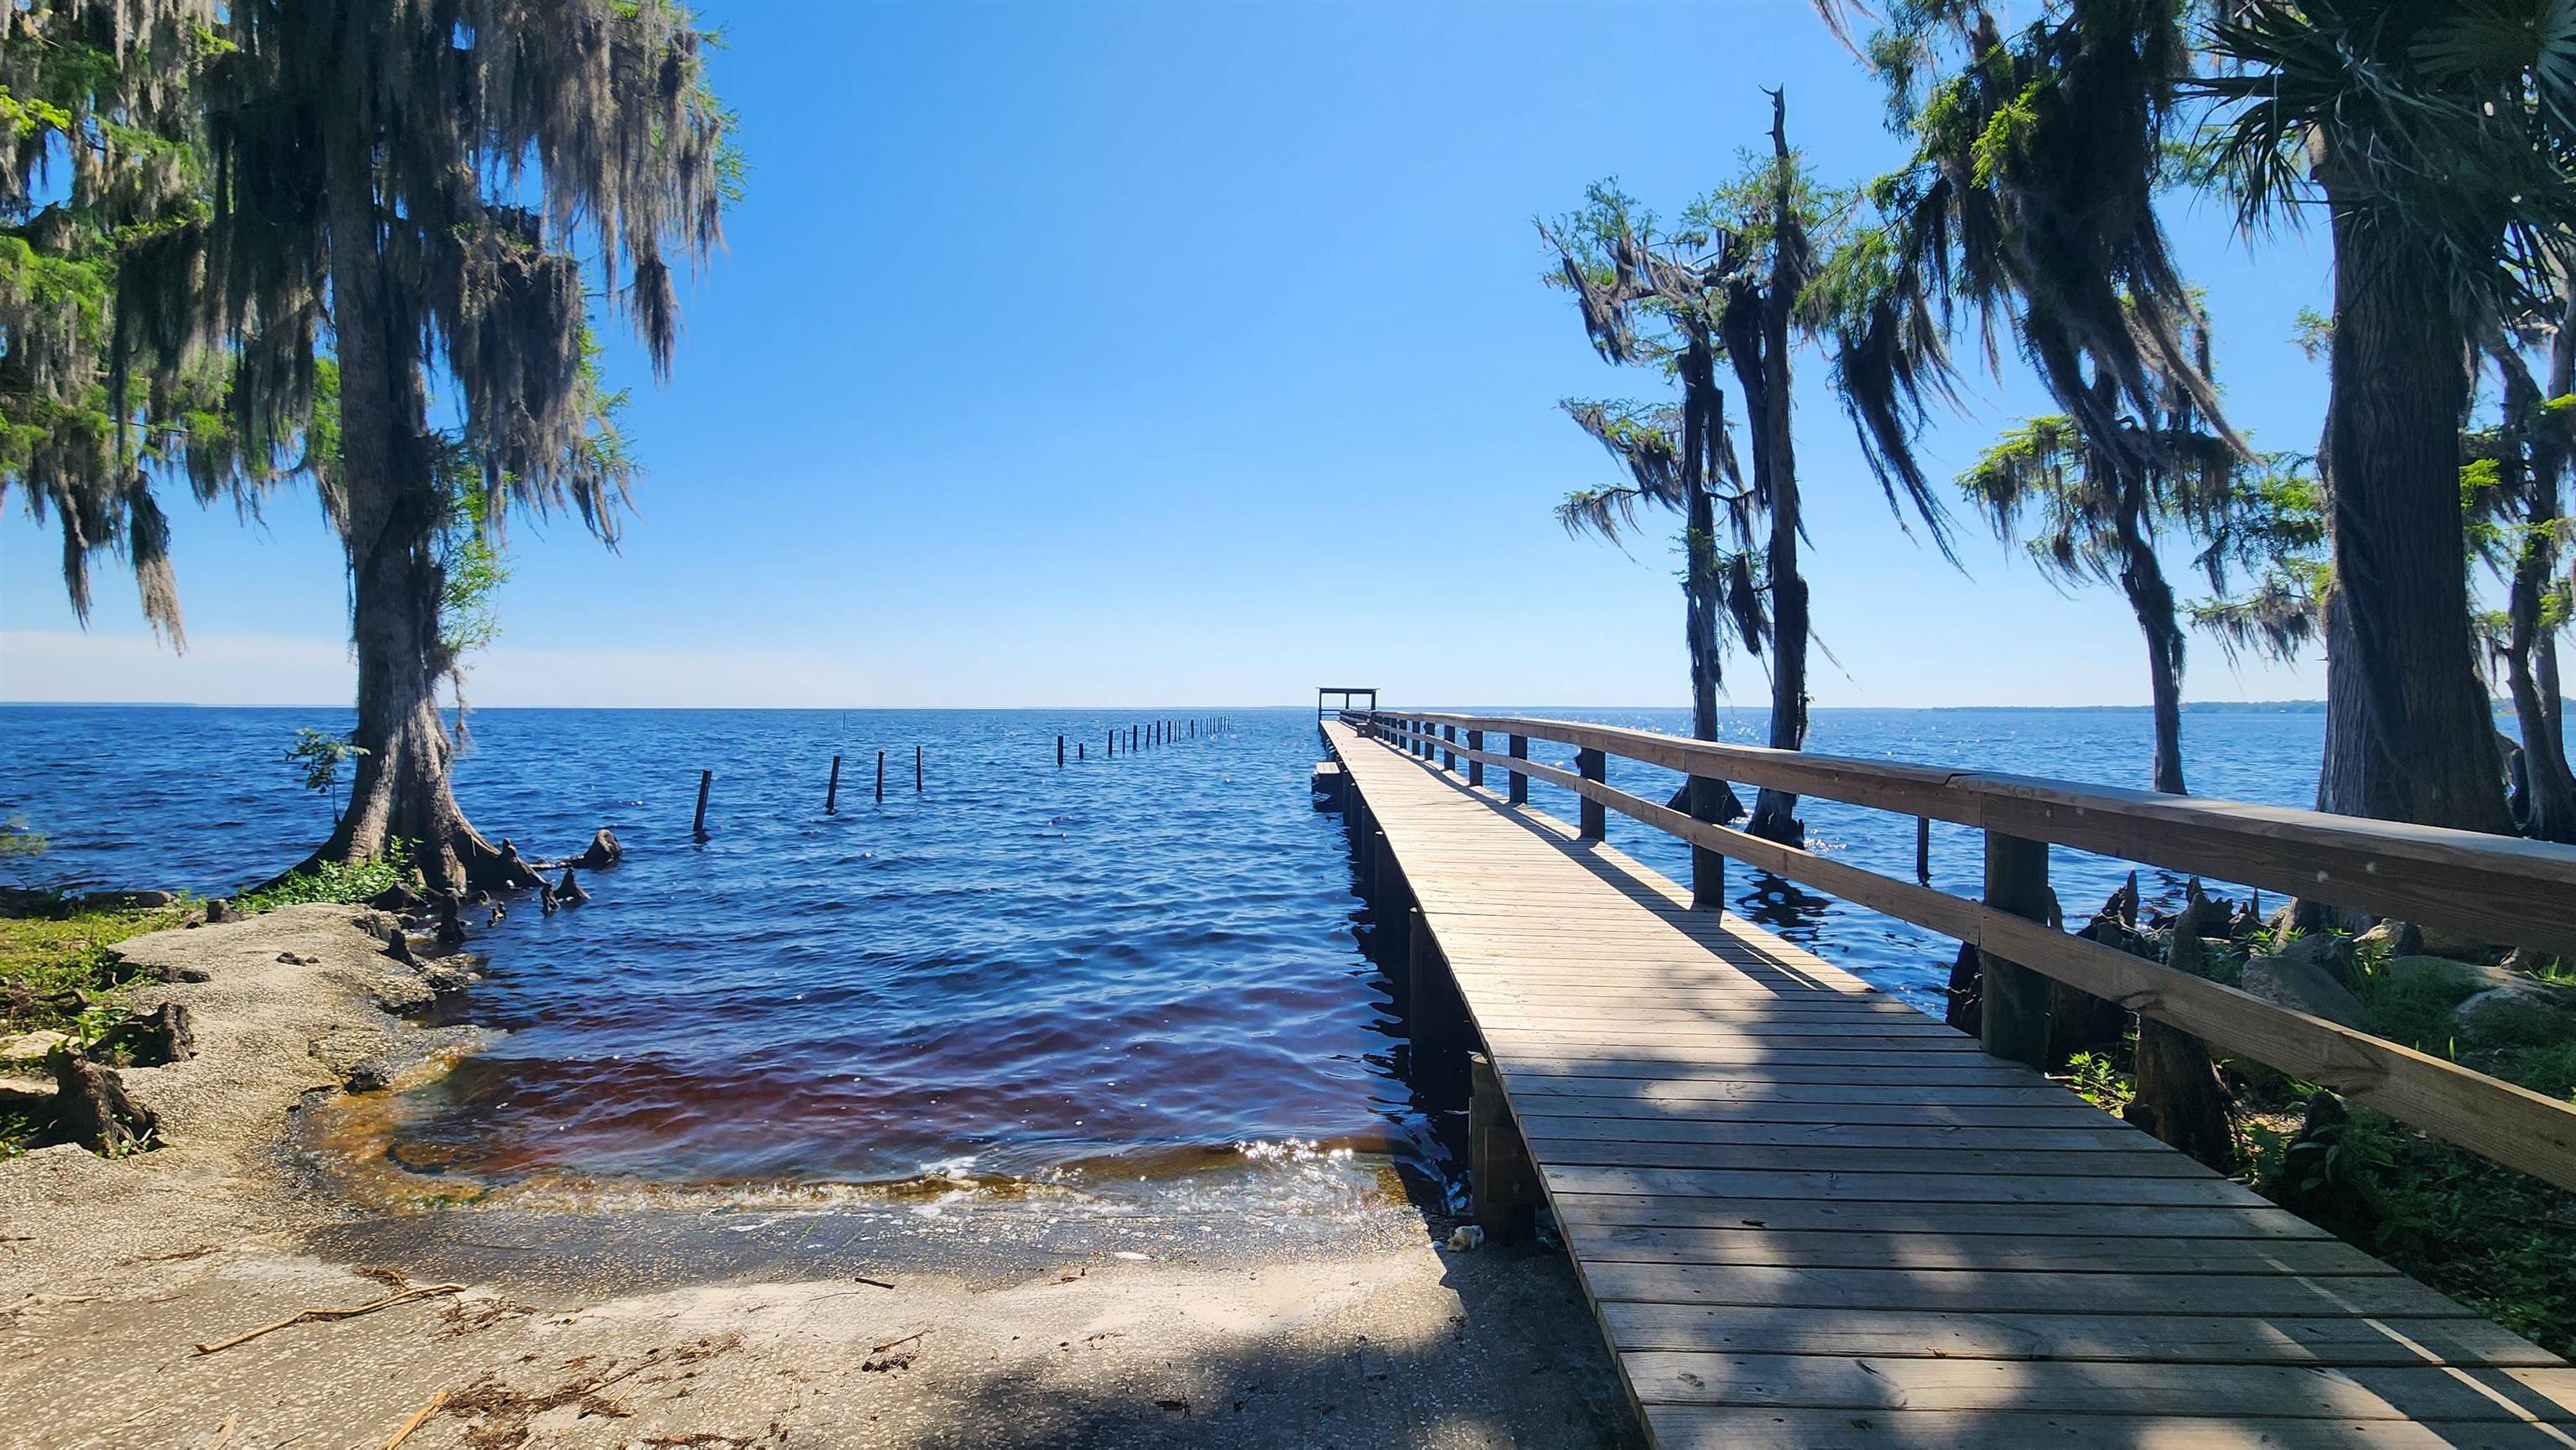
1318, 709, 2576, 1448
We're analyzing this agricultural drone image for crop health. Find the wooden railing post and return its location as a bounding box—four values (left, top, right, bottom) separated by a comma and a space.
1981, 831, 2052, 1068
1576, 747, 1607, 839
1466, 729, 1484, 787
1508, 735, 1529, 805
1442, 723, 1457, 772
1469, 1051, 1539, 1242
1688, 775, 1726, 912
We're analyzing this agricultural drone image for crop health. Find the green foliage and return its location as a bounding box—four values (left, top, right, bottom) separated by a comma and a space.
234, 839, 415, 912
2352, 964, 2475, 1056
2188, 459, 2330, 666
285, 728, 367, 821
2198, 0, 2576, 325
0, 899, 194, 1037
2494, 1040, 2576, 1102
2061, 1049, 2133, 1113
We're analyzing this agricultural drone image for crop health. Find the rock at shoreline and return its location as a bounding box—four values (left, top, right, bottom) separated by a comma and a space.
555, 866, 589, 907
2455, 985, 2575, 1050
2355, 919, 2423, 958
2240, 953, 2367, 1029
574, 827, 622, 870
0, 1029, 69, 1062
71, 889, 177, 912
2272, 931, 2360, 990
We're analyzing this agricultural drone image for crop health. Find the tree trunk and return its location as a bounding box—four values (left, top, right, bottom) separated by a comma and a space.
2113, 476, 2187, 796
304, 34, 518, 896
1679, 337, 1724, 746
2493, 325, 2576, 842
2314, 170, 2512, 834
1744, 92, 1808, 846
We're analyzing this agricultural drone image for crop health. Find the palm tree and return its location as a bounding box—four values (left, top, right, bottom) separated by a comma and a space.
2199, 0, 2576, 833
12, 1, 734, 891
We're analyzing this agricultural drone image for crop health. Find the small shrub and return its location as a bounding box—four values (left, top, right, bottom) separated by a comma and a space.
236, 839, 415, 912
2061, 1050, 2132, 1113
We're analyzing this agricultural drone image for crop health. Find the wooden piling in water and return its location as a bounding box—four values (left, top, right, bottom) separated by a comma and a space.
876, 750, 886, 803
826, 755, 841, 813
693, 770, 712, 840
1057, 735, 1066, 767
916, 745, 923, 792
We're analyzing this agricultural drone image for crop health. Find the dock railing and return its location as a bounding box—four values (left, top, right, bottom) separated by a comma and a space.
1342, 709, 2576, 1194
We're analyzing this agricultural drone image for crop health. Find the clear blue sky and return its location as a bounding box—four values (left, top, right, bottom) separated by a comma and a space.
1, 0, 2344, 709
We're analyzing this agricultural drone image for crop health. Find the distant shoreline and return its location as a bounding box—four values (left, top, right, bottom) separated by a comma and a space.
8, 699, 2563, 715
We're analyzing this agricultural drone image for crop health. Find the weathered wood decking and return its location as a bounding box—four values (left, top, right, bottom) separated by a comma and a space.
1321, 720, 2576, 1449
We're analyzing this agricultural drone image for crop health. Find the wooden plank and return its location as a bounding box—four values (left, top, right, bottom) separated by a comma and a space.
1513, 1095, 2125, 1128
1541, 1164, 2272, 1208
1468, 1011, 1962, 1036
1547, 1195, 2333, 1240
1500, 1059, 2049, 1089
1647, 1406, 2574, 1449
1598, 1302, 2557, 1365
1566, 1224, 2392, 1276
1478, 1026, 1982, 1052
1525, 1140, 2213, 1179
1518, 1117, 2158, 1151
1484, 1042, 2007, 1068
1506, 1079, 2090, 1107
1578, 1261, 2475, 1317
1619, 1354, 2576, 1421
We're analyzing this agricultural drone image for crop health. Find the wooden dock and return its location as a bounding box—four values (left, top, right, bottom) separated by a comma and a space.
1320, 718, 2576, 1449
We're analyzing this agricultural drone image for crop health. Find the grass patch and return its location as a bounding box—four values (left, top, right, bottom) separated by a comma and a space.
2, 896, 195, 1157
1, 898, 195, 1040
233, 839, 413, 912
2349, 966, 2475, 1058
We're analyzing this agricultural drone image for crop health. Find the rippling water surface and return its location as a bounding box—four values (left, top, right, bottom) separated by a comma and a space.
0, 702, 2326, 1194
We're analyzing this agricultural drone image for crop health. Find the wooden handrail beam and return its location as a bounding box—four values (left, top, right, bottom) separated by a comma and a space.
1354, 711, 2576, 956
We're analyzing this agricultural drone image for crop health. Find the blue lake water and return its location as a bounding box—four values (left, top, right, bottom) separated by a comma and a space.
0, 703, 2326, 1193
